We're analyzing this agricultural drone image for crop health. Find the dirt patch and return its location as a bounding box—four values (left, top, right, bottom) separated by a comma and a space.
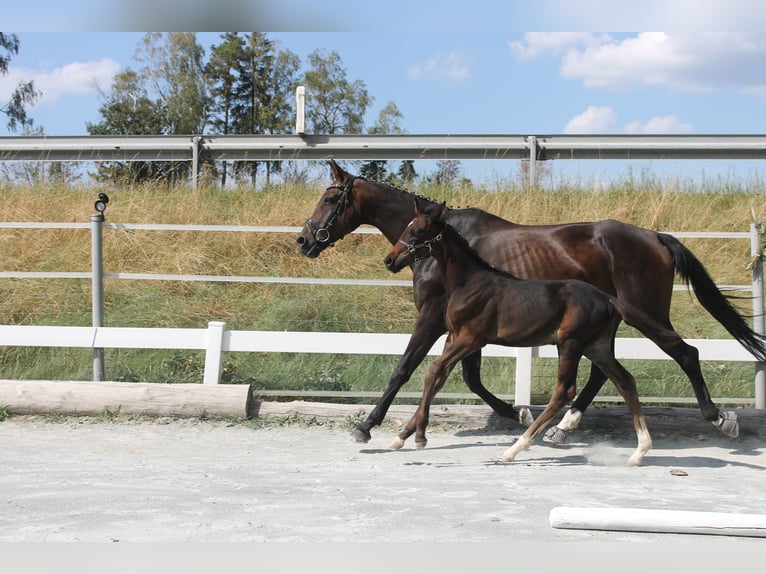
1, 411, 764, 546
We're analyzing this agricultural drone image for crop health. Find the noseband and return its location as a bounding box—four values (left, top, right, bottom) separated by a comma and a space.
399, 228, 444, 264
305, 176, 355, 244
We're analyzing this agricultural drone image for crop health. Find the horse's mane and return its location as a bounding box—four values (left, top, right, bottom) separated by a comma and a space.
364, 177, 460, 210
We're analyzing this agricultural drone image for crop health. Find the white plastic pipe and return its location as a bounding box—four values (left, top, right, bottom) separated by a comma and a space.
550, 506, 766, 538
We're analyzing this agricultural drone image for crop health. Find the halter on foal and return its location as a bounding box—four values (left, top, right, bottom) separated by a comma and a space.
385, 202, 684, 465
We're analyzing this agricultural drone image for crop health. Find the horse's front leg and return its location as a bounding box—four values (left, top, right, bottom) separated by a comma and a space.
352, 299, 447, 443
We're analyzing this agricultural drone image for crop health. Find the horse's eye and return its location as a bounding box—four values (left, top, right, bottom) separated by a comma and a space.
323, 196, 336, 205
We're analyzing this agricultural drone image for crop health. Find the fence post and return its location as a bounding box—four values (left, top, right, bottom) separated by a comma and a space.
91, 213, 105, 381
203, 321, 226, 385
750, 223, 765, 409
515, 347, 534, 406
527, 135, 537, 187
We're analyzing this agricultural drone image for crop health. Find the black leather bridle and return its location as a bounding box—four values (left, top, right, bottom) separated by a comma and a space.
304, 176, 356, 244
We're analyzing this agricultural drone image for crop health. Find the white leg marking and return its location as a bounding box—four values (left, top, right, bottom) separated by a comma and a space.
557, 409, 583, 431
500, 435, 533, 462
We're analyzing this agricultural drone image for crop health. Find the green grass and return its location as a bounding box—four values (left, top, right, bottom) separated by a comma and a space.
1, 176, 765, 405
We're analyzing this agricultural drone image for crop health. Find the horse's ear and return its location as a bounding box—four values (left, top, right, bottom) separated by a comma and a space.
329, 159, 347, 184
435, 201, 448, 220
414, 198, 421, 215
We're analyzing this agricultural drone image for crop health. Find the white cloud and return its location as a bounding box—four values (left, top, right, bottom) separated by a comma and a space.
408, 50, 472, 84
624, 115, 692, 134
566, 107, 693, 134
564, 105, 616, 133
0, 58, 120, 107
513, 32, 766, 93
509, 32, 611, 61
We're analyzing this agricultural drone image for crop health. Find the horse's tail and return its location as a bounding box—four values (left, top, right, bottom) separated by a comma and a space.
657, 232, 766, 362
613, 299, 685, 351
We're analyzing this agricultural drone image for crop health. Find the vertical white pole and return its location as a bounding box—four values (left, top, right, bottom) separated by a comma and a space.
750, 223, 765, 409
527, 136, 537, 187
296, 86, 306, 135
203, 321, 227, 385
515, 347, 533, 406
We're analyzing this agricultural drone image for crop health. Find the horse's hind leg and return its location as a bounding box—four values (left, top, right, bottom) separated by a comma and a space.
462, 351, 532, 426
593, 354, 652, 466
662, 339, 738, 437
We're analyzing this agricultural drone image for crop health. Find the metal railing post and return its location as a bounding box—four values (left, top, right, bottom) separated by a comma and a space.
91, 213, 105, 381
750, 223, 765, 409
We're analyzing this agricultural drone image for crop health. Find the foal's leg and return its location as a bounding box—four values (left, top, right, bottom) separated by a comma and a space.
352, 300, 448, 443
545, 362, 607, 444
391, 336, 476, 450
501, 343, 581, 462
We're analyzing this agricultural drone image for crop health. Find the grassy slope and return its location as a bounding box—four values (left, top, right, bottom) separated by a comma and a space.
1, 173, 765, 403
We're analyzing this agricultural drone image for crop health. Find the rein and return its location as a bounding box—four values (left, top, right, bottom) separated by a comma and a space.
304, 176, 356, 244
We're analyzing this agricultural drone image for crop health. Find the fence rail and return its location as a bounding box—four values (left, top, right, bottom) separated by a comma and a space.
1, 219, 764, 408
0, 322, 760, 407
3, 133, 766, 187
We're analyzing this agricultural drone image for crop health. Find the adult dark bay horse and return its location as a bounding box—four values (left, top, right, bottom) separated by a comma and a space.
384, 201, 674, 465
296, 160, 765, 443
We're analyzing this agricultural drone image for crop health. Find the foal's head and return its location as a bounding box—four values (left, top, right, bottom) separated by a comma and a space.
384, 201, 448, 273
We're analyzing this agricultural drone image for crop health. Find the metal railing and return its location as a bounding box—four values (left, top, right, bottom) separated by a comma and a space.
3, 133, 766, 187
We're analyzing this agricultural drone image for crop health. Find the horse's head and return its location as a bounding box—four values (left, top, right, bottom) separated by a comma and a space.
296, 159, 361, 258
384, 201, 447, 273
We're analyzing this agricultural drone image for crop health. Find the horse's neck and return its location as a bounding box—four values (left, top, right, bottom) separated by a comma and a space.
361, 185, 432, 245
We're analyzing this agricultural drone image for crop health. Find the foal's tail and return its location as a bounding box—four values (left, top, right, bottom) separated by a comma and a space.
657, 232, 766, 363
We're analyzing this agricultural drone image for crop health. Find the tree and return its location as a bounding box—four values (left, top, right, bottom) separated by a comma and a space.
134, 33, 209, 135
87, 69, 172, 184
396, 160, 417, 185
206, 33, 299, 187
303, 49, 371, 134
432, 160, 462, 186
1, 33, 41, 133
88, 33, 209, 184
205, 33, 245, 187
229, 33, 299, 186
361, 101, 405, 181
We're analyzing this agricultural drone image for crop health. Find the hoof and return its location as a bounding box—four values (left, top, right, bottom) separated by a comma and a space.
543, 425, 568, 445
351, 427, 372, 443
716, 411, 739, 438
415, 440, 427, 450
518, 407, 534, 427
391, 436, 405, 450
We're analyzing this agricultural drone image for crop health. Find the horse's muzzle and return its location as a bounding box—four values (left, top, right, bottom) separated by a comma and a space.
384, 253, 406, 273
296, 233, 322, 258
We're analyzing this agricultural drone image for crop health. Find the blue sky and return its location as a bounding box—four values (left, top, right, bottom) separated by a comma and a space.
3, 1, 766, 183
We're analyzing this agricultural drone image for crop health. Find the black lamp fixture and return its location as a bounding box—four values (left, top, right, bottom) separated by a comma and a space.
94, 192, 110, 214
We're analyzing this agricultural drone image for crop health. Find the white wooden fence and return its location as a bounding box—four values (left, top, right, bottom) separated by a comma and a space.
0, 220, 764, 408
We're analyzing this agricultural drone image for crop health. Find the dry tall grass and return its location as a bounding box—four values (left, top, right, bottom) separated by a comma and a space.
1, 174, 765, 400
